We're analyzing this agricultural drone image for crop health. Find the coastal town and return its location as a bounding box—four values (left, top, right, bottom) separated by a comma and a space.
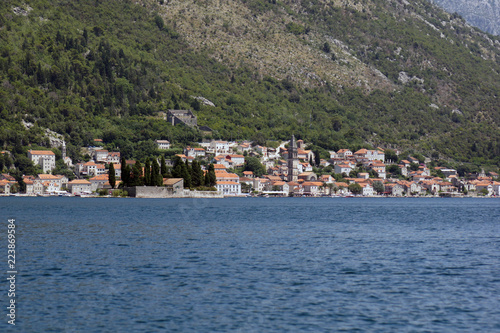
0, 133, 498, 198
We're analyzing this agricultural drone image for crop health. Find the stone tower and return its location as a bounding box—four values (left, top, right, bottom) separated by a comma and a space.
287, 135, 298, 182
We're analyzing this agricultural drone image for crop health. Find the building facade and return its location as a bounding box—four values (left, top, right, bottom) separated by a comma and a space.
28, 150, 56, 173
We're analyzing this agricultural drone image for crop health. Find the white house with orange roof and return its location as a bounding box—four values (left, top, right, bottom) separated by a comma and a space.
0, 180, 12, 194
216, 181, 241, 195
155, 140, 171, 150
215, 170, 240, 183
184, 147, 206, 158
236, 142, 252, 153
301, 181, 323, 196
82, 161, 106, 176
369, 163, 386, 179
23, 177, 35, 195
209, 140, 231, 154
358, 172, 370, 179
94, 149, 109, 162
320, 175, 334, 183
264, 181, 289, 195
298, 162, 313, 173
297, 148, 313, 161
175, 154, 188, 163
111, 163, 121, 179
67, 179, 92, 194
213, 155, 230, 168
34, 174, 67, 192
90, 174, 110, 191
254, 145, 267, 157
492, 182, 500, 196
337, 149, 353, 159
213, 164, 227, 171
475, 181, 493, 195
253, 178, 270, 192
28, 150, 56, 173
243, 171, 254, 178
418, 165, 430, 176
398, 164, 409, 177
397, 180, 421, 195
400, 160, 411, 167
360, 183, 374, 196
334, 164, 353, 175
384, 183, 404, 196
226, 154, 245, 166
107, 152, 121, 164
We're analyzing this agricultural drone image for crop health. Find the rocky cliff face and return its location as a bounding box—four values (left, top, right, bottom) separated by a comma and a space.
431, 0, 500, 35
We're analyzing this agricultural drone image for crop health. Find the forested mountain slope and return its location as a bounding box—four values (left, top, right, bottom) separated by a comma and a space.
0, 0, 499, 167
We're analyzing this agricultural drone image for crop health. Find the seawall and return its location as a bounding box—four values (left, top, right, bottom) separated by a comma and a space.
125, 186, 223, 198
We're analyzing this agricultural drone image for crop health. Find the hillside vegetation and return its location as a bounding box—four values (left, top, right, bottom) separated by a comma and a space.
0, 0, 499, 170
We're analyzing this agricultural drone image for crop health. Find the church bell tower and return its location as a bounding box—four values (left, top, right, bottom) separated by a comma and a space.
287, 135, 298, 182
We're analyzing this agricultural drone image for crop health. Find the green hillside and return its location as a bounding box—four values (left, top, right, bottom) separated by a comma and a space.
0, 0, 499, 170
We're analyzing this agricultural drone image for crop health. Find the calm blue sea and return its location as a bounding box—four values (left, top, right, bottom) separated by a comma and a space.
1, 197, 499, 332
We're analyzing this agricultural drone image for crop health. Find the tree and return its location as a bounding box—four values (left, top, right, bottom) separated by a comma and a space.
191, 160, 204, 187
160, 155, 167, 177
182, 160, 192, 188
151, 159, 162, 186
109, 163, 116, 188
154, 14, 165, 30
322, 42, 331, 53
314, 150, 321, 167
348, 183, 362, 195
206, 163, 216, 187
131, 160, 144, 186
243, 157, 266, 177
384, 149, 398, 163
144, 158, 151, 186
171, 156, 183, 178
373, 181, 384, 194
387, 164, 401, 177
120, 157, 130, 186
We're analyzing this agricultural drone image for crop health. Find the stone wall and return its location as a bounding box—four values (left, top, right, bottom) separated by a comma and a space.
126, 186, 223, 198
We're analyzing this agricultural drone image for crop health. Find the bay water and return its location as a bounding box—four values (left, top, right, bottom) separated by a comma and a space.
1, 197, 499, 332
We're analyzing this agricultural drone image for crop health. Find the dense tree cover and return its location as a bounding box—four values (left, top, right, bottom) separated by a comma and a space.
243, 157, 267, 177
0, 0, 498, 176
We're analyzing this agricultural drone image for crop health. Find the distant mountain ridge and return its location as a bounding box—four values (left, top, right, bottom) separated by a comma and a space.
431, 0, 500, 35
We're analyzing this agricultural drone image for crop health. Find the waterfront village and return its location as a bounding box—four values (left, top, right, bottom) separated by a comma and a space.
0, 134, 499, 198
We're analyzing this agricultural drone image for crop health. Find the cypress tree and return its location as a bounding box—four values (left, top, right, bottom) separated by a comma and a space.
109, 163, 116, 188
152, 159, 163, 186
207, 163, 216, 187
314, 150, 321, 167
144, 158, 151, 186
132, 160, 143, 186
160, 155, 167, 177
204, 170, 210, 187
191, 160, 203, 187
171, 156, 183, 178
182, 161, 192, 188
120, 157, 130, 186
